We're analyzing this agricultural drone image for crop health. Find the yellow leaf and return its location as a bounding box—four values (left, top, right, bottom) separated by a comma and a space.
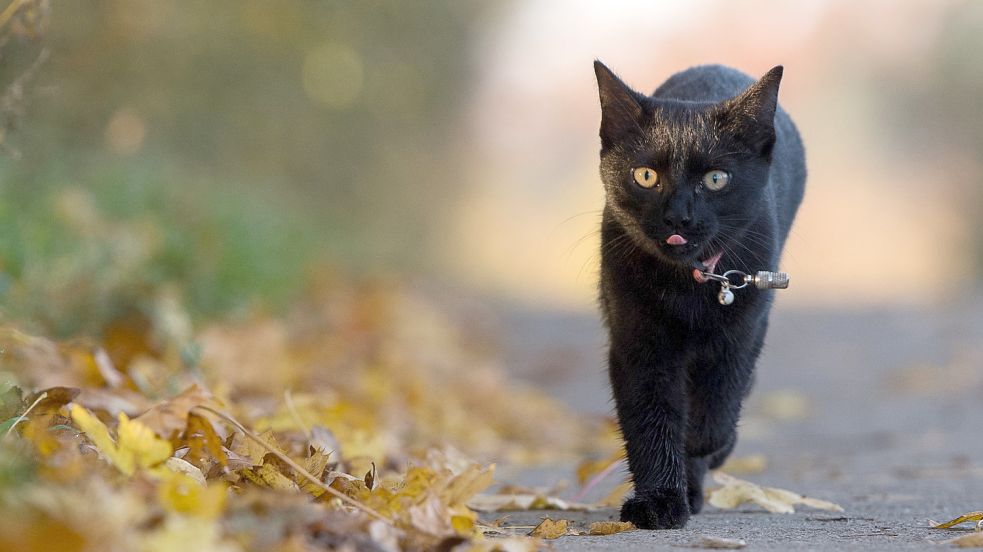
576, 456, 619, 486
230, 429, 280, 466
707, 472, 843, 514
157, 472, 227, 520
240, 461, 300, 492
140, 515, 239, 552
449, 504, 478, 535
719, 454, 768, 475
528, 518, 569, 539
588, 521, 635, 535
71, 404, 172, 476
119, 411, 174, 471
183, 413, 228, 471
298, 450, 332, 498
931, 511, 983, 530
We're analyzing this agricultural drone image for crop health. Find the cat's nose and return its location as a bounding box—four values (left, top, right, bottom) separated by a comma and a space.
663, 210, 693, 229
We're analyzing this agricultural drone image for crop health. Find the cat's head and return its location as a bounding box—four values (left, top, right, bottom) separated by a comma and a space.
594, 61, 783, 273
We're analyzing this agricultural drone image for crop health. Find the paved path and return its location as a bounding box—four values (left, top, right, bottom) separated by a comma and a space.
492, 300, 983, 550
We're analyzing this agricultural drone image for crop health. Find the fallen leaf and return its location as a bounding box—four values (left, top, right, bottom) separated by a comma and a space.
157, 471, 228, 520
134, 384, 216, 439
164, 457, 206, 485
944, 532, 983, 548
76, 387, 155, 417
364, 461, 376, 490
528, 518, 569, 539
707, 472, 843, 514
931, 511, 983, 530
468, 493, 597, 512
757, 390, 810, 421
240, 459, 301, 492
70, 404, 172, 475
26, 386, 81, 416
695, 535, 747, 549
459, 537, 541, 552
183, 412, 229, 471
719, 454, 768, 475
588, 521, 634, 535
140, 515, 239, 552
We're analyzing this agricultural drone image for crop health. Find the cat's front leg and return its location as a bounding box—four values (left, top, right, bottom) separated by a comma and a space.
685, 323, 765, 512
609, 346, 690, 529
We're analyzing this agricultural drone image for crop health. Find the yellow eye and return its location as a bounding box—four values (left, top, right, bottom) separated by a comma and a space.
703, 169, 731, 191
632, 167, 659, 189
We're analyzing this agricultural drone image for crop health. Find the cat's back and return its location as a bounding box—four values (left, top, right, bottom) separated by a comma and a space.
651, 64, 756, 104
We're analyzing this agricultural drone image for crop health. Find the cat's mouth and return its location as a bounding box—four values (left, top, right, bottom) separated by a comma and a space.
659, 234, 723, 282
692, 250, 724, 283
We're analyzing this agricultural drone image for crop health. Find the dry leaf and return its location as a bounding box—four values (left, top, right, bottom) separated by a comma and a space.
944, 532, 983, 548
719, 454, 768, 475
468, 493, 597, 512
588, 521, 634, 535
757, 390, 811, 421
183, 412, 229, 471
708, 472, 843, 514
70, 404, 172, 475
931, 511, 983, 530
140, 515, 239, 552
695, 535, 747, 549
134, 384, 216, 439
528, 518, 569, 539
157, 471, 228, 520
240, 460, 301, 492
26, 386, 81, 415
165, 457, 206, 485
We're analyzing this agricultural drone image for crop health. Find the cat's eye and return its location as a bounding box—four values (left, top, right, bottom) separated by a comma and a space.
632, 167, 659, 189
703, 170, 731, 191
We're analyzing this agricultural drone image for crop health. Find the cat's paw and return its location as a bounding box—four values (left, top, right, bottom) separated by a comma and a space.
687, 484, 704, 514
620, 490, 690, 530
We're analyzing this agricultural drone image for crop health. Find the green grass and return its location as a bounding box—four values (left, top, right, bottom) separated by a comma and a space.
0, 160, 324, 336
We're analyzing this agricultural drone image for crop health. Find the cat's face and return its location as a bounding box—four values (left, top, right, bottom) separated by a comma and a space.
594, 62, 782, 272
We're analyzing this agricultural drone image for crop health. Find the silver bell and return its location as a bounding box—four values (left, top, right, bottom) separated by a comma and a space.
718, 287, 735, 305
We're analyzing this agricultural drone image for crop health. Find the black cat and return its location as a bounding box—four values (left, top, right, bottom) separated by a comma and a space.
593, 61, 805, 529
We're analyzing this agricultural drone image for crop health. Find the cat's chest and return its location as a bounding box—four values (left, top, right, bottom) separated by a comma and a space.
603, 264, 763, 330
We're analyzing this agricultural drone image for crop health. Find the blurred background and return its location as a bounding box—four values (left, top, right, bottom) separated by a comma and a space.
1, 0, 983, 389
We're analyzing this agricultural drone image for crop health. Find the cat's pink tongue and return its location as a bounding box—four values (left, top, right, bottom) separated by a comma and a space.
666, 234, 687, 246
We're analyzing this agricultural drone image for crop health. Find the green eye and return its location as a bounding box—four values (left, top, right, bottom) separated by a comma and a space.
632, 167, 659, 189
703, 169, 731, 191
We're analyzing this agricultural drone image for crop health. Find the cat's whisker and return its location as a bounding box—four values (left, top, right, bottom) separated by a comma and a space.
564, 228, 602, 259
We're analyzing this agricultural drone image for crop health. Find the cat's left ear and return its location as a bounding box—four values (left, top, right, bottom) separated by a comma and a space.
722, 65, 783, 155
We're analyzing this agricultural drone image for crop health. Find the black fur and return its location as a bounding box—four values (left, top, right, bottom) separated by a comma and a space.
593, 61, 805, 529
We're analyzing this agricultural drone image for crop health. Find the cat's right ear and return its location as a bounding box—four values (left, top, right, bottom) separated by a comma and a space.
594, 61, 644, 150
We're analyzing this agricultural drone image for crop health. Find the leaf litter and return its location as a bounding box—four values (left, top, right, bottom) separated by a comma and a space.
0, 283, 614, 551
